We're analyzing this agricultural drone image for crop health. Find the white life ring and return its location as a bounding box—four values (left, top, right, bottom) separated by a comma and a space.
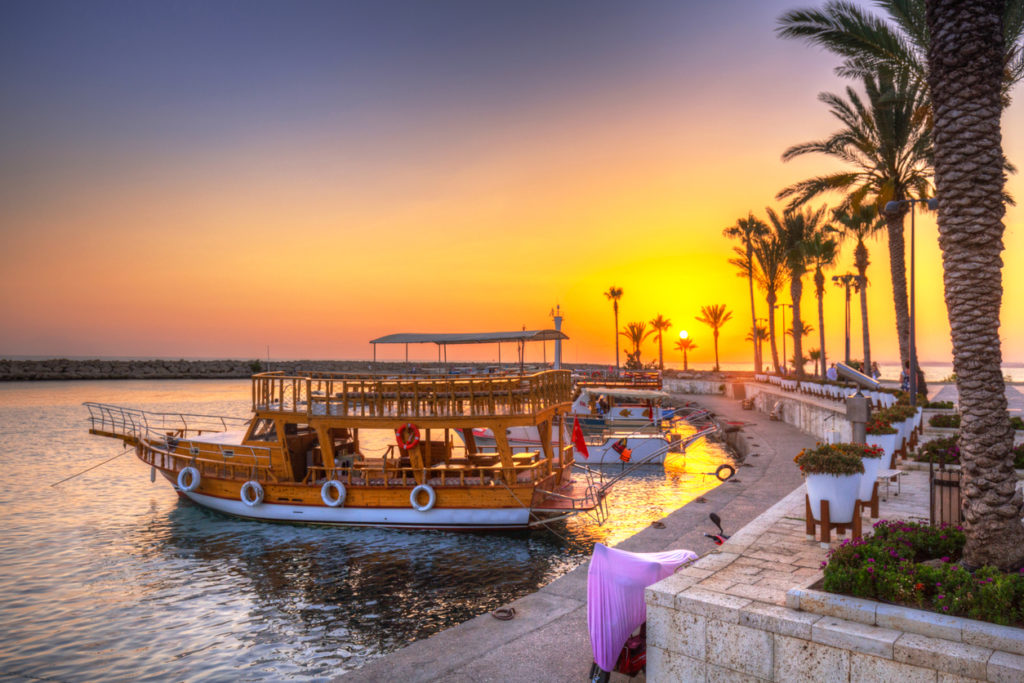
177, 466, 200, 492
715, 464, 736, 481
240, 480, 264, 507
321, 480, 347, 507
410, 484, 436, 512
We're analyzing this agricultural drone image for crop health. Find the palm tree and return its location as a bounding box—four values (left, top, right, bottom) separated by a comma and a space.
649, 314, 672, 371
619, 322, 653, 369
808, 349, 822, 377
777, 0, 1024, 105
927, 0, 1024, 569
787, 323, 816, 373
831, 204, 886, 371
804, 229, 839, 378
751, 232, 789, 374
745, 324, 769, 372
777, 69, 932, 373
695, 305, 733, 372
604, 286, 624, 369
724, 213, 770, 372
766, 205, 828, 378
673, 338, 697, 371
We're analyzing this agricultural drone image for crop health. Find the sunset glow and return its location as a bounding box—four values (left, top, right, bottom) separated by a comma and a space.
2, 1, 1023, 367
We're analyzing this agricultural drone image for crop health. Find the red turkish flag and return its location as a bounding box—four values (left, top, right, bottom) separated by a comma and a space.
572, 417, 589, 459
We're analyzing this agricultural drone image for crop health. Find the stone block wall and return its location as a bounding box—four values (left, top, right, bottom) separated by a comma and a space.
744, 383, 852, 443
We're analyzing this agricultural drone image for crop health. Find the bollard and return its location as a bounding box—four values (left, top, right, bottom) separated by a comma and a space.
846, 391, 870, 444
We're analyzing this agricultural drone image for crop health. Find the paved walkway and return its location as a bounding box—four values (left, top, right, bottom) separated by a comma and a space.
343, 395, 812, 682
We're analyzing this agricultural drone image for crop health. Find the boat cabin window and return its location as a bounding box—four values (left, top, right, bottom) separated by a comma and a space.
249, 418, 278, 442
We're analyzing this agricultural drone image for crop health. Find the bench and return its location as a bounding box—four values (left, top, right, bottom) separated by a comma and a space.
877, 468, 903, 500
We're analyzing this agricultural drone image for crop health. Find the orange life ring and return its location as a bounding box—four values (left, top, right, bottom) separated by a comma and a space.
395, 423, 421, 450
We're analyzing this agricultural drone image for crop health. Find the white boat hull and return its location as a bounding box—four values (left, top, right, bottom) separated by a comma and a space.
576, 436, 673, 464
182, 490, 532, 530
463, 428, 672, 465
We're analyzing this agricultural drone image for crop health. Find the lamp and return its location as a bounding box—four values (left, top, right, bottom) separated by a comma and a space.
884, 197, 938, 407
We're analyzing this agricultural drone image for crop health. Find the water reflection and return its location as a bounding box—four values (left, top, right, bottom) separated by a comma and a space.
0, 380, 731, 680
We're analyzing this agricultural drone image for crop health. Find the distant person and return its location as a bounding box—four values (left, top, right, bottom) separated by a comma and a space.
871, 362, 881, 380
826, 363, 838, 381
900, 361, 911, 393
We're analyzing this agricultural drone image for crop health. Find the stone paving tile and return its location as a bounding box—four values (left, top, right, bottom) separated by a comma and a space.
728, 582, 790, 606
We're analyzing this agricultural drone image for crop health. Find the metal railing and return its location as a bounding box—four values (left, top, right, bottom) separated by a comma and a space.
85, 402, 273, 480
84, 402, 249, 441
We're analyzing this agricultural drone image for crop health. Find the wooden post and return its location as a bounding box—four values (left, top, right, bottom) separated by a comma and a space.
821, 499, 831, 544
870, 481, 880, 518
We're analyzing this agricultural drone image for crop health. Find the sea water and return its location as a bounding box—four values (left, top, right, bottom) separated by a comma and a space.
0, 380, 729, 681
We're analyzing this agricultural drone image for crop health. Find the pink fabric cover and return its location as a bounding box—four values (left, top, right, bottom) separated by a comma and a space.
587, 542, 698, 672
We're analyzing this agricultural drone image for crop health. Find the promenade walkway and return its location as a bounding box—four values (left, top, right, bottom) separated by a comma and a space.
344, 394, 812, 682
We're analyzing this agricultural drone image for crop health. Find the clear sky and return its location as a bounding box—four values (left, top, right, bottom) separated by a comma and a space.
1, 0, 1022, 366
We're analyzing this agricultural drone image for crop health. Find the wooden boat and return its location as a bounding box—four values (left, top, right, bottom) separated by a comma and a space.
84, 369, 607, 530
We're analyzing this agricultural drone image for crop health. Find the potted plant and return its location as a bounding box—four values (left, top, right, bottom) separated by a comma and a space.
833, 442, 886, 502
866, 418, 898, 466
795, 444, 865, 524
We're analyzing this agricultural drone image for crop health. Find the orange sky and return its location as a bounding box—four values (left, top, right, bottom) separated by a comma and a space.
1, 1, 1022, 368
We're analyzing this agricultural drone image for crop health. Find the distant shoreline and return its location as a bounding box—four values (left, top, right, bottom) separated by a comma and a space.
0, 358, 728, 382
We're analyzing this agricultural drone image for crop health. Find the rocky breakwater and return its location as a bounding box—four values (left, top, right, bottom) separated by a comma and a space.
0, 359, 400, 381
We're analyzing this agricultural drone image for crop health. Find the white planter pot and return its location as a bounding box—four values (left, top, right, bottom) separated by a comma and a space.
857, 456, 884, 501
805, 472, 861, 524
896, 419, 912, 449
866, 433, 897, 464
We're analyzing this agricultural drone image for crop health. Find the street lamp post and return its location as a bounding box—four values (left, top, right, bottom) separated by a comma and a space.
778, 303, 793, 375
884, 197, 938, 408
832, 273, 857, 365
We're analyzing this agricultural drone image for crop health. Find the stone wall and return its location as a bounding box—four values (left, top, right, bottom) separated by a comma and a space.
664, 378, 726, 395
0, 358, 412, 381
744, 382, 853, 443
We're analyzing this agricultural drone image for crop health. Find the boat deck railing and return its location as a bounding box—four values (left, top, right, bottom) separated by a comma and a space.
139, 438, 276, 481
85, 402, 274, 478
302, 456, 556, 488
252, 369, 573, 419
84, 402, 250, 443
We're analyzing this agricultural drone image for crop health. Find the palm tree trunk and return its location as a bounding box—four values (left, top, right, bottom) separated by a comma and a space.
613, 302, 620, 369
767, 295, 781, 373
884, 211, 912, 369
683, 349, 688, 371
927, 0, 1024, 570
747, 244, 760, 373
790, 270, 806, 378
713, 329, 720, 371
815, 267, 826, 378
856, 240, 872, 372
658, 331, 664, 370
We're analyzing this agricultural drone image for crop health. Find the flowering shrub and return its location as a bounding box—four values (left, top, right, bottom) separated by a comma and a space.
866, 419, 897, 435
913, 435, 1024, 469
822, 520, 1024, 626
794, 443, 867, 475
913, 435, 960, 465
833, 442, 884, 460
929, 413, 961, 429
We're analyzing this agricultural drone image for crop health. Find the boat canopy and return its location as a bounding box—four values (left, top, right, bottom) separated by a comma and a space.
370, 329, 569, 364
578, 387, 670, 401
370, 330, 567, 345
